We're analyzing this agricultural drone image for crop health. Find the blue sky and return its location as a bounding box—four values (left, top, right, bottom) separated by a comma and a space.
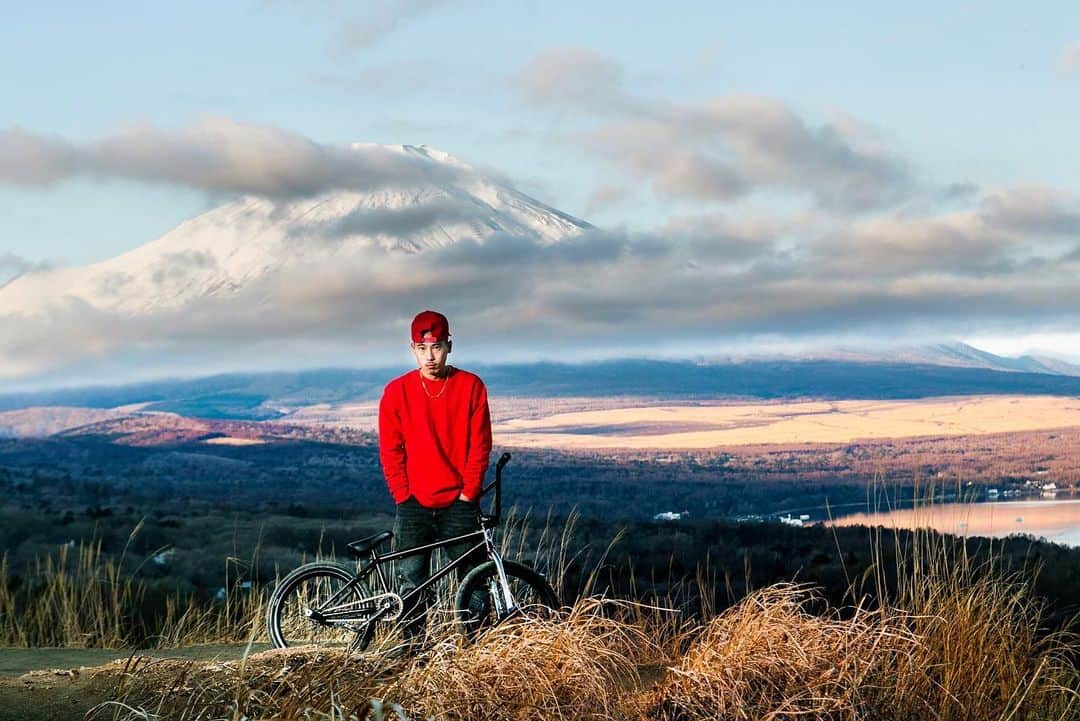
2, 1, 1080, 380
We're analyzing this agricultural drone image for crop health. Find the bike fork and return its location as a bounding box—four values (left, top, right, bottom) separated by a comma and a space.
488, 554, 518, 619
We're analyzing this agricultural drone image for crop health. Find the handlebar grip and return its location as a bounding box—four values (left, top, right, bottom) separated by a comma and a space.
483, 453, 512, 497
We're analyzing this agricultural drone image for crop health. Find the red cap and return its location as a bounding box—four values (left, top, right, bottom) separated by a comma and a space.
411, 310, 451, 343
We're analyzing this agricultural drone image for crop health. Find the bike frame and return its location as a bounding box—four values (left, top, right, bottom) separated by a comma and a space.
305, 453, 520, 648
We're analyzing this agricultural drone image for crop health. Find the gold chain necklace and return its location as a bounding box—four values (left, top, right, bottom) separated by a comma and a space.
419, 370, 450, 399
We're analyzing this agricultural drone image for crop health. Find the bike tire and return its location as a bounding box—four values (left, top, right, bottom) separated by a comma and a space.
266, 562, 372, 650
454, 560, 558, 639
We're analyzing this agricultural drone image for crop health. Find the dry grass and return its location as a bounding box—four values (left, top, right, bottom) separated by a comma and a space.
0, 534, 145, 648
149, 578, 266, 649
875, 528, 1080, 721
654, 584, 896, 720
652, 530, 1080, 721
97, 597, 653, 721
88, 570, 1079, 721
364, 599, 652, 721
0, 525, 266, 649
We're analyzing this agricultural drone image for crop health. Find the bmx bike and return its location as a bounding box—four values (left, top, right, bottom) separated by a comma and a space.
265, 453, 558, 651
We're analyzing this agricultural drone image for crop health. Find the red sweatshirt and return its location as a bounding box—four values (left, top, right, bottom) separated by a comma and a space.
378, 367, 493, 508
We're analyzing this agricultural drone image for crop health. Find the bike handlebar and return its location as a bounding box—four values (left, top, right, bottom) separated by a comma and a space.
481, 451, 511, 525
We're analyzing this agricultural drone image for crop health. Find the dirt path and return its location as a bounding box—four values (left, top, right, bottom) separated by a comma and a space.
1, 667, 120, 721
0, 645, 270, 721
0, 645, 272, 678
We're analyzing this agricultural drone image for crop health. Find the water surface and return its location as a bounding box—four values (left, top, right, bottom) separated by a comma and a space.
826, 497, 1080, 548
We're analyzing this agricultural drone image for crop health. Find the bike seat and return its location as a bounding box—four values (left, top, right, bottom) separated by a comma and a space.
347, 531, 393, 557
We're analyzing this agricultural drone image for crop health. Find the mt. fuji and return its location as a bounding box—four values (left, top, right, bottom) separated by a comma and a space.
8, 142, 1072, 390
0, 144, 591, 318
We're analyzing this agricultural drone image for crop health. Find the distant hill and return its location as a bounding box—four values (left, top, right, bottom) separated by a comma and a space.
711, 342, 1080, 376
0, 368, 389, 419
478, 358, 1080, 400
3, 351, 1080, 426
0, 406, 142, 438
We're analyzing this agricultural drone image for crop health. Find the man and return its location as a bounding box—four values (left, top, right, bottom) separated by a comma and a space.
378, 309, 493, 640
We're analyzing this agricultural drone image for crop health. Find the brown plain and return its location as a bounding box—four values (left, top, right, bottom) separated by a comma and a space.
494, 394, 1080, 450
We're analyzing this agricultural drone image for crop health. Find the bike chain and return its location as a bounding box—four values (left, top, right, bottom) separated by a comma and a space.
363, 591, 405, 621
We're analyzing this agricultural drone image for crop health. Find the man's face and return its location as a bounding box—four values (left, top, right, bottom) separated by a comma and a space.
411, 340, 451, 380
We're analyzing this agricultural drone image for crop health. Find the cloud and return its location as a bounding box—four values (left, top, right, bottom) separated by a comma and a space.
808, 186, 1080, 279
938, 182, 980, 203
516, 48, 913, 212
0, 119, 465, 198
981, 186, 1080, 235
584, 184, 629, 214
337, 0, 451, 50
1060, 43, 1080, 72
596, 96, 911, 212
518, 48, 640, 113
0, 253, 51, 286
813, 212, 1013, 277
296, 199, 484, 243
5, 183, 1080, 383
0, 128, 79, 186
0, 252, 49, 276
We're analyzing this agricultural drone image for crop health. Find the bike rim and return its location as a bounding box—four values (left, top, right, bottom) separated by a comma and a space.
459, 569, 554, 633
274, 572, 364, 648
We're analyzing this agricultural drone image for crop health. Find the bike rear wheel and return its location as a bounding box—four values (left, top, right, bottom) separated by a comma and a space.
266, 562, 373, 650
454, 560, 558, 639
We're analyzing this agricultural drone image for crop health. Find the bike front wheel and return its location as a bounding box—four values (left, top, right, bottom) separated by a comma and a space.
266, 562, 372, 650
454, 559, 558, 639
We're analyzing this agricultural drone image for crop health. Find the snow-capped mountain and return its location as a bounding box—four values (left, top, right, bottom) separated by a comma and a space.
707, 342, 1080, 377
0, 144, 591, 317
811, 342, 1080, 376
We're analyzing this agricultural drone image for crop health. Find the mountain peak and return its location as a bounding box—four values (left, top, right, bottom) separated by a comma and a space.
349, 142, 472, 170
0, 144, 590, 318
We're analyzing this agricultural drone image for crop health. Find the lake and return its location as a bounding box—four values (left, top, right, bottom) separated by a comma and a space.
825, 496, 1080, 548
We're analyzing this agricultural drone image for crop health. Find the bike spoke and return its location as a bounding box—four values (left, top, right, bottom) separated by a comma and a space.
456, 561, 558, 638
277, 573, 364, 647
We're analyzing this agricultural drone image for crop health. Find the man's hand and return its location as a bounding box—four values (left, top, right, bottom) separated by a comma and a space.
458, 492, 472, 502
